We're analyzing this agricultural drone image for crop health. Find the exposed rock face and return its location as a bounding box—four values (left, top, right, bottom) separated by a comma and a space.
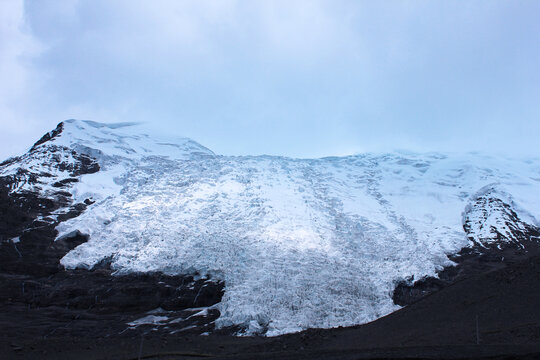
30, 122, 65, 150
463, 188, 540, 250
0, 121, 101, 273
393, 189, 540, 306
0, 121, 99, 243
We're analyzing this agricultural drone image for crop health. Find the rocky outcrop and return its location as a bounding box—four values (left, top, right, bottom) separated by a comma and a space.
394, 190, 540, 306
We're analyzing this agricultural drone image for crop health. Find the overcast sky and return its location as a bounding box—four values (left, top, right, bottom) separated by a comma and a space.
1, 0, 539, 160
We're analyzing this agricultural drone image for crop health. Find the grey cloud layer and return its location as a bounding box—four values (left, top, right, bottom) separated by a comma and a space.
1, 0, 539, 159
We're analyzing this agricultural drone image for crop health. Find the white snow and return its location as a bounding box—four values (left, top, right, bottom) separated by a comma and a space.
127, 315, 169, 327
52, 119, 215, 165
5, 120, 540, 336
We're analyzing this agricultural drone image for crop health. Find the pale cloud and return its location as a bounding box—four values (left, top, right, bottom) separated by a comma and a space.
0, 0, 46, 158
0, 1, 539, 160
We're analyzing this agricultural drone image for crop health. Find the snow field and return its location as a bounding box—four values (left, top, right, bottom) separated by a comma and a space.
10, 120, 540, 335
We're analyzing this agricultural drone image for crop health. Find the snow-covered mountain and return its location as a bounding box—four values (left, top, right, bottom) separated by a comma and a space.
2, 120, 540, 336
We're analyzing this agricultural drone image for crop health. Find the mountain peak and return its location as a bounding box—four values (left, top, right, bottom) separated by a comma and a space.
27, 119, 214, 167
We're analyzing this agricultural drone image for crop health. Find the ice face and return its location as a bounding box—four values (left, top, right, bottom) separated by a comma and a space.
52, 125, 540, 336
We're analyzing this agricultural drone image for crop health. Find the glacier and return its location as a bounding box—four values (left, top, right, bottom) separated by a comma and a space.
15, 120, 540, 336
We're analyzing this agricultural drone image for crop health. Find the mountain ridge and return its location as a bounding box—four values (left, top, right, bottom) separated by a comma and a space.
1, 119, 540, 337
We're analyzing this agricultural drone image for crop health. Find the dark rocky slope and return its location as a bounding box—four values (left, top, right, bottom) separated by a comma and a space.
3, 252, 540, 359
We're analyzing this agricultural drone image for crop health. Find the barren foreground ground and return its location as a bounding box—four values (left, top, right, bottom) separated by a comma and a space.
3, 253, 540, 359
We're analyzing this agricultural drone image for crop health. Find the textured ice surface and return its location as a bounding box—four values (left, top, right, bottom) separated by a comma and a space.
35, 121, 540, 336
